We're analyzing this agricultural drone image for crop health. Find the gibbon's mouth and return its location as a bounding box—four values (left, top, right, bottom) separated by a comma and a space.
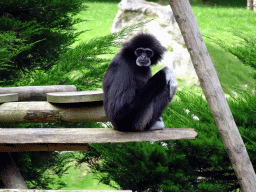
137, 60, 151, 67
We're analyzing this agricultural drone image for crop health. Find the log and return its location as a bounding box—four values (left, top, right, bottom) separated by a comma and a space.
169, 0, 256, 191
0, 128, 198, 152
47, 90, 103, 103
0, 153, 28, 189
0, 101, 107, 123
0, 93, 18, 103
0, 85, 77, 101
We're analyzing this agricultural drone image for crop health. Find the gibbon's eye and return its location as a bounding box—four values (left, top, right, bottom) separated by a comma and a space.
145, 49, 154, 58
135, 48, 143, 56
135, 48, 154, 58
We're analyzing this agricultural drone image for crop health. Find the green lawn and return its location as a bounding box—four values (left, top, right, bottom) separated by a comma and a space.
71, 0, 119, 47
192, 4, 256, 94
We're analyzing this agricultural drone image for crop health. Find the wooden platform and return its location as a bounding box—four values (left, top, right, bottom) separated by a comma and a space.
0, 128, 198, 152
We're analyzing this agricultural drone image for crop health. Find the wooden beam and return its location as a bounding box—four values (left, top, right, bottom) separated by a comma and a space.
0, 128, 197, 152
0, 85, 77, 101
0, 101, 108, 123
169, 0, 256, 191
47, 90, 103, 103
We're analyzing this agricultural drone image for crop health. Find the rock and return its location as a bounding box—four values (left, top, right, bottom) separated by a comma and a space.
111, 0, 199, 86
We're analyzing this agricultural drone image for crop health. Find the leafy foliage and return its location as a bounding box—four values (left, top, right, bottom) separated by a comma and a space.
0, 152, 74, 189
13, 22, 146, 90
207, 28, 256, 79
0, 0, 87, 84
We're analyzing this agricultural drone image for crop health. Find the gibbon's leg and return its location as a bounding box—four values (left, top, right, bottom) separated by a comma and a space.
149, 67, 178, 130
132, 67, 178, 131
150, 117, 165, 130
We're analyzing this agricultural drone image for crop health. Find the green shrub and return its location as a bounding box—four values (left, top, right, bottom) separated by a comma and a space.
0, 0, 87, 84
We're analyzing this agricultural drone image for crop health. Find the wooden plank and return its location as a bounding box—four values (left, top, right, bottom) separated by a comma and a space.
47, 90, 103, 103
169, 0, 256, 191
0, 93, 18, 103
0, 190, 132, 192
0, 128, 197, 147
0, 101, 107, 123
0, 85, 77, 101
0, 143, 89, 152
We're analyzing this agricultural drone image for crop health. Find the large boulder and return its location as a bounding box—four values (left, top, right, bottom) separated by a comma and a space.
111, 0, 199, 86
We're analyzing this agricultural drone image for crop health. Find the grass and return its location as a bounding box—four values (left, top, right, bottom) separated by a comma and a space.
71, 0, 119, 47
57, 160, 116, 190
47, 152, 118, 190
192, 4, 256, 40
191, 3, 256, 94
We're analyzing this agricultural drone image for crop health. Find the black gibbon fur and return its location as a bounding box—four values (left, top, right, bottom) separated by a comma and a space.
103, 33, 177, 132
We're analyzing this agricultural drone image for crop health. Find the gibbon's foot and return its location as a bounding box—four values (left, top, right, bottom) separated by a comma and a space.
149, 117, 165, 130
162, 66, 178, 102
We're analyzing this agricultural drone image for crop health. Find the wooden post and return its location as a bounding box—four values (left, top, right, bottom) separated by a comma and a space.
0, 153, 28, 189
169, 0, 256, 191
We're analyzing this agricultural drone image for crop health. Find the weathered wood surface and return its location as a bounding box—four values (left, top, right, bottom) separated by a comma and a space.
0, 93, 18, 103
0, 190, 131, 192
0, 128, 197, 152
0, 101, 107, 123
0, 85, 77, 101
0, 143, 89, 152
47, 90, 103, 103
169, 0, 256, 191
0, 153, 28, 189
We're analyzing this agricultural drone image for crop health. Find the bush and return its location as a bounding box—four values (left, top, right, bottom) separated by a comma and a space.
0, 0, 87, 84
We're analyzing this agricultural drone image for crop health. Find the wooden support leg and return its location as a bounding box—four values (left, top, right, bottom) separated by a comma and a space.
169, 0, 256, 191
0, 153, 28, 189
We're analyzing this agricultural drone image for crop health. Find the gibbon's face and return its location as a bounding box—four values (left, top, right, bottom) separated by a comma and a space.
134, 48, 154, 67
